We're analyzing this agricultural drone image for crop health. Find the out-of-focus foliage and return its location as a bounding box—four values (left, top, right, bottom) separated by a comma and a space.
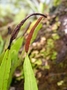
0, 0, 61, 25
0, 0, 62, 27
53, 0, 61, 6
0, 0, 52, 26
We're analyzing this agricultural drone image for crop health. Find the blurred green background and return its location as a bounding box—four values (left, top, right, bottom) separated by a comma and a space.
0, 0, 61, 26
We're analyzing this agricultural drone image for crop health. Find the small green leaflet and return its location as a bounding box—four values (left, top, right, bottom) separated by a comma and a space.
23, 54, 38, 90
0, 50, 11, 90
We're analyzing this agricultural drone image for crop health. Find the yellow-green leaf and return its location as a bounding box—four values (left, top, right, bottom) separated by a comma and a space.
0, 50, 11, 90
7, 37, 24, 89
23, 54, 38, 90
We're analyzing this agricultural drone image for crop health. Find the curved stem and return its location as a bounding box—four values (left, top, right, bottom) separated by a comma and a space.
8, 13, 47, 49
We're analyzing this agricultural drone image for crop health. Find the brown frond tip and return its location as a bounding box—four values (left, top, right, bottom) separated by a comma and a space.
25, 16, 43, 52
8, 13, 47, 49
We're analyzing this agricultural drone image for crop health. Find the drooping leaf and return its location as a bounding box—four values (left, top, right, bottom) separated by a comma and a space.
0, 50, 11, 90
23, 54, 38, 90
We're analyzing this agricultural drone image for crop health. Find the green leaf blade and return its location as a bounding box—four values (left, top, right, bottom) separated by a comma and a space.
23, 54, 38, 90
0, 50, 11, 90
11, 37, 24, 52
31, 23, 42, 44
0, 36, 4, 55
7, 37, 24, 89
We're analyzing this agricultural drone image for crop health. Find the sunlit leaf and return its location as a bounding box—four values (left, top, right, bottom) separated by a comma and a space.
11, 37, 24, 52
0, 50, 11, 90
7, 37, 24, 89
24, 54, 38, 90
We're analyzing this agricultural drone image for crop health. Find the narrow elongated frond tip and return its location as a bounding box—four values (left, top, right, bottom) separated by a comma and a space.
25, 16, 43, 53
8, 13, 47, 49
